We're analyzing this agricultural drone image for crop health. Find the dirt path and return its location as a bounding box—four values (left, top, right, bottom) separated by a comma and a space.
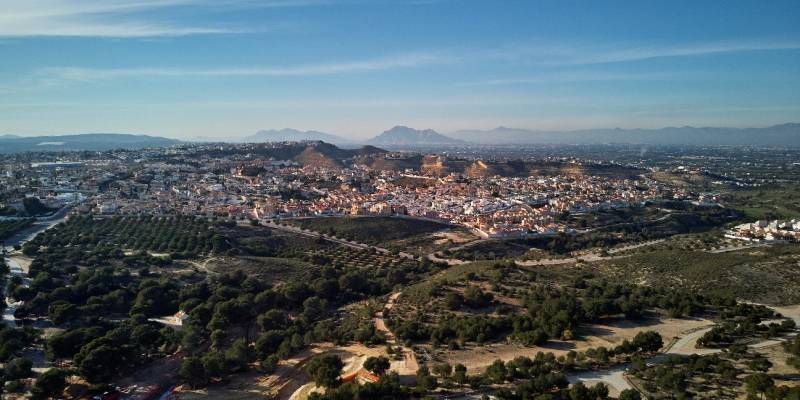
374, 292, 419, 377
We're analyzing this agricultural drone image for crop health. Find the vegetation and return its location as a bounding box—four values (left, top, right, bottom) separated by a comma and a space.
22, 215, 225, 258
287, 216, 452, 248
0, 218, 34, 242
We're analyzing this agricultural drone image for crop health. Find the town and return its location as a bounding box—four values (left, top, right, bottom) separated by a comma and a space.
1, 142, 705, 240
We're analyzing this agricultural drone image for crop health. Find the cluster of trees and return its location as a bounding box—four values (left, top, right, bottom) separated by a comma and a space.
16, 262, 178, 322
627, 348, 800, 399
0, 326, 38, 363
174, 260, 420, 387
699, 304, 796, 348
22, 215, 226, 258
0, 218, 34, 242
316, 336, 662, 399
22, 197, 55, 216
393, 278, 703, 347
7, 210, 448, 388
629, 353, 740, 397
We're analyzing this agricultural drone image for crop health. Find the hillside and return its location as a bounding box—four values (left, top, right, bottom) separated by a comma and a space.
367, 125, 465, 146
197, 141, 387, 167
0, 133, 181, 153
450, 123, 800, 146
357, 153, 642, 178
243, 128, 350, 144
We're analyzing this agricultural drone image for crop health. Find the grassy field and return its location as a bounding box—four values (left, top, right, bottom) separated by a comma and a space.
721, 185, 800, 220
594, 245, 800, 305
287, 216, 467, 253
204, 256, 318, 283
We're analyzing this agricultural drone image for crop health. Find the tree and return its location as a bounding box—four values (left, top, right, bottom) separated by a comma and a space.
432, 363, 452, 379
415, 365, 438, 391
568, 381, 591, 400
4, 357, 33, 380
179, 356, 207, 387
224, 338, 252, 372
744, 373, 774, 399
307, 354, 343, 388
444, 292, 463, 310
453, 363, 468, 385
33, 368, 71, 398
631, 331, 663, 353
485, 359, 507, 384
202, 352, 226, 379
618, 389, 642, 400
589, 382, 609, 399
364, 356, 390, 376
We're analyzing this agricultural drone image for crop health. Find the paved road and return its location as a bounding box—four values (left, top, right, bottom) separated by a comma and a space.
569, 306, 799, 395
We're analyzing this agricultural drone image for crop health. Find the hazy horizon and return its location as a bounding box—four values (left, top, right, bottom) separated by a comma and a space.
1, 0, 799, 139
2, 122, 800, 142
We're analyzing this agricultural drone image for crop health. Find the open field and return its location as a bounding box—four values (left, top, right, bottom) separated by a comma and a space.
721, 185, 800, 220
593, 245, 800, 305
432, 316, 713, 374
286, 216, 470, 254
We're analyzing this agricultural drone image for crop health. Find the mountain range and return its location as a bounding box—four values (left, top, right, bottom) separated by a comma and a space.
0, 133, 181, 153
243, 128, 351, 144
2, 123, 798, 154
366, 125, 465, 146
449, 123, 800, 146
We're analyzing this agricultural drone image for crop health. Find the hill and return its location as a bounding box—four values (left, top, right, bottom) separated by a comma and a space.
0, 133, 181, 153
367, 125, 465, 146
451, 123, 800, 146
197, 141, 387, 168
357, 153, 642, 178
243, 128, 350, 144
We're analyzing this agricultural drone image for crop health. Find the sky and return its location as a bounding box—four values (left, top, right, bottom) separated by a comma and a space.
1, 0, 799, 140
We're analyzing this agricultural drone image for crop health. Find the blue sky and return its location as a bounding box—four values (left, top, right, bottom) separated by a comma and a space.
1, 0, 799, 140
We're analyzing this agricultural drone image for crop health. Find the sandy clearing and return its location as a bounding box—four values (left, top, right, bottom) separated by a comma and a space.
568, 364, 628, 397
440, 316, 713, 374
752, 342, 800, 388
432, 231, 477, 245
287, 344, 385, 400
771, 304, 800, 326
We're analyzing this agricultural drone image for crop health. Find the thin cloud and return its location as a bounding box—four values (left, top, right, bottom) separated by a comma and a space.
492, 40, 800, 65
458, 71, 679, 86
36, 52, 448, 82
0, 0, 321, 37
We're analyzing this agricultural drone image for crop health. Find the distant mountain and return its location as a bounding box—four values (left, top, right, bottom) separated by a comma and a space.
0, 134, 21, 139
367, 126, 465, 146
0, 133, 181, 153
450, 123, 800, 146
244, 128, 350, 144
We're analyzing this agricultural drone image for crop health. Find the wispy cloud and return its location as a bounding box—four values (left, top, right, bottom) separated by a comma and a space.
458, 71, 679, 86
0, 0, 440, 38
0, 0, 323, 37
490, 40, 800, 65
35, 52, 447, 83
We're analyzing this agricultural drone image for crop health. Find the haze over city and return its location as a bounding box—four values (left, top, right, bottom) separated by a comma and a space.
1, 0, 800, 140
